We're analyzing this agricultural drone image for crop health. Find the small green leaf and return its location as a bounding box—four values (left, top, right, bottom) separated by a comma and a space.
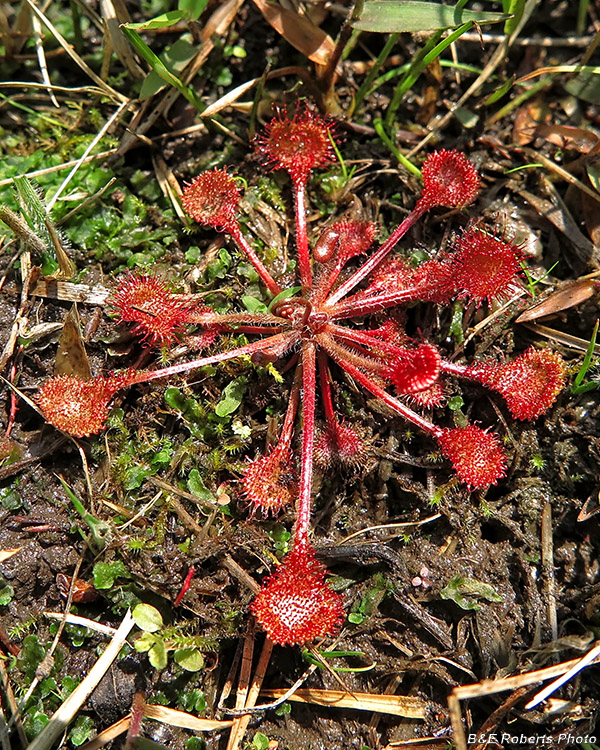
92, 560, 130, 590
440, 575, 504, 611
178, 0, 209, 21
0, 582, 14, 606
17, 634, 46, 678
148, 638, 168, 670
453, 106, 478, 129
133, 603, 164, 632
174, 647, 205, 671
134, 632, 159, 653
267, 286, 303, 311
123, 464, 153, 491
180, 688, 206, 713
69, 715, 95, 747
482, 76, 515, 106
252, 733, 270, 750
125, 10, 186, 30
502, 0, 525, 34
120, 26, 204, 113
187, 469, 215, 503
587, 163, 600, 194
164, 387, 187, 411
352, 1, 509, 32
241, 295, 269, 314
215, 376, 247, 417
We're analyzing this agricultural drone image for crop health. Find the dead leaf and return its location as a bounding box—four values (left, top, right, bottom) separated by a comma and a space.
581, 190, 600, 245
0, 547, 22, 563
252, 0, 336, 66
512, 97, 550, 146
54, 304, 92, 380
515, 278, 599, 323
535, 123, 600, 153
43, 217, 76, 280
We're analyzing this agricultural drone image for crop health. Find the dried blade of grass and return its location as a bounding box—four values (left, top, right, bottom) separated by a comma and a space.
44, 612, 118, 636
523, 147, 600, 205
201, 65, 318, 120
58, 176, 117, 225
152, 154, 187, 222
222, 554, 261, 595
0, 704, 9, 750
31, 280, 111, 305
99, 0, 144, 78
148, 475, 221, 512
252, 0, 336, 65
260, 688, 428, 718
143, 705, 233, 732
521, 322, 600, 352
201, 77, 262, 118
46, 100, 130, 212
24, 0, 127, 103
226, 637, 274, 750
14, 554, 86, 724
79, 716, 130, 750
0, 658, 27, 748
340, 514, 441, 544
515, 275, 600, 323
448, 645, 600, 749
116, 0, 243, 156
541, 502, 558, 647
517, 63, 600, 82
2, 0, 31, 58
43, 216, 76, 280
0, 249, 32, 370
31, 11, 59, 107
25, 609, 135, 750
518, 182, 599, 268
0, 547, 22, 563
525, 640, 600, 709
0, 81, 106, 95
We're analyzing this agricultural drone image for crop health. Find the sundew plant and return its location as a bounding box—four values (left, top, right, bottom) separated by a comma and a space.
36, 107, 566, 646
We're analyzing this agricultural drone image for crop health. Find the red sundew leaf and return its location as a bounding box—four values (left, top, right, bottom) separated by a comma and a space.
112, 272, 198, 348
250, 543, 344, 646
358, 257, 413, 299
36, 371, 134, 437
315, 421, 368, 470
470, 348, 567, 420
243, 447, 298, 517
254, 107, 336, 185
451, 226, 522, 303
420, 150, 480, 209
388, 343, 441, 394
181, 168, 241, 229
438, 425, 506, 489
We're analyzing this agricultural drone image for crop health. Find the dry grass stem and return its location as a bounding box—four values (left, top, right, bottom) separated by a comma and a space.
226, 636, 274, 750
43, 612, 118, 636
260, 688, 428, 718
24, 610, 135, 750
24, 0, 127, 103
